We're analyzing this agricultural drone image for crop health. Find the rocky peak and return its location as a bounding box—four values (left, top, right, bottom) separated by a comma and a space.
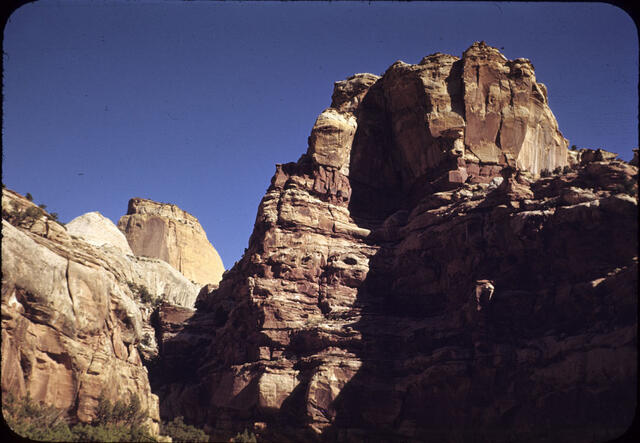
306, 42, 567, 208
126, 197, 199, 226
462, 40, 509, 61
330, 73, 380, 114
153, 44, 637, 442
118, 198, 225, 286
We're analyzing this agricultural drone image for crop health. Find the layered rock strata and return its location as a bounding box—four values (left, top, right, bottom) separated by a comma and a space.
155, 43, 636, 442
118, 198, 225, 286
1, 190, 201, 434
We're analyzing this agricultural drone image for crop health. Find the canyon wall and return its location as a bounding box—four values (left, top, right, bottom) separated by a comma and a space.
1, 190, 201, 434
154, 43, 636, 442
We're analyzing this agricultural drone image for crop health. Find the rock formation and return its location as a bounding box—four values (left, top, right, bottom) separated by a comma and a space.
154, 43, 637, 442
118, 198, 225, 286
1, 189, 201, 435
66, 211, 133, 255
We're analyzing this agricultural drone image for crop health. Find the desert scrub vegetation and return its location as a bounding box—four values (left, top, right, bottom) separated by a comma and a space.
2, 198, 61, 227
127, 281, 161, 306
160, 416, 210, 442
2, 391, 158, 442
231, 428, 258, 442
2, 392, 210, 442
3, 392, 73, 441
2, 205, 44, 226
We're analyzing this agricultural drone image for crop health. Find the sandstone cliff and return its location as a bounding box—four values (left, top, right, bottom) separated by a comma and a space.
118, 198, 225, 287
1, 189, 201, 434
66, 211, 133, 255
154, 43, 637, 442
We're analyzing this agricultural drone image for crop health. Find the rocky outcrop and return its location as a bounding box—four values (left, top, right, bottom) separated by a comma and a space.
118, 198, 225, 286
313, 41, 567, 198
567, 147, 620, 168
155, 43, 636, 442
461, 42, 567, 173
1, 218, 161, 433
1, 189, 201, 434
66, 211, 133, 255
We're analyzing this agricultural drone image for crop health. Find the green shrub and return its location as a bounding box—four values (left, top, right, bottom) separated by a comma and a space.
127, 282, 154, 304
540, 169, 551, 177
25, 206, 43, 219
562, 165, 571, 174
95, 392, 147, 427
81, 393, 155, 441
231, 428, 257, 443
552, 166, 562, 175
71, 422, 156, 442
3, 392, 157, 442
25, 192, 33, 201
139, 286, 153, 303
161, 416, 209, 442
3, 392, 73, 441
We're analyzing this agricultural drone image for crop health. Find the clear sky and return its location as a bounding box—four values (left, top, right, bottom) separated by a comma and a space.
2, 1, 638, 268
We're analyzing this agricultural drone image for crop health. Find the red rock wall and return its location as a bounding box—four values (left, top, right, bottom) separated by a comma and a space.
153, 44, 636, 442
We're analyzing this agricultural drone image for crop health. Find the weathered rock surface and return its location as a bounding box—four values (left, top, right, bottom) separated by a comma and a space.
1, 188, 71, 245
568, 147, 620, 168
118, 198, 225, 286
1, 190, 201, 434
1, 218, 161, 433
66, 211, 133, 255
154, 44, 637, 442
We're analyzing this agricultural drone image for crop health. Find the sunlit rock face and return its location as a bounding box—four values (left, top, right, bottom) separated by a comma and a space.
153, 43, 636, 442
461, 42, 568, 174
2, 192, 160, 436
1, 189, 207, 437
67, 211, 133, 255
118, 198, 225, 286
311, 41, 568, 196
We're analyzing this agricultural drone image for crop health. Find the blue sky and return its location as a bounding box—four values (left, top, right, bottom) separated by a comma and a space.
3, 1, 637, 268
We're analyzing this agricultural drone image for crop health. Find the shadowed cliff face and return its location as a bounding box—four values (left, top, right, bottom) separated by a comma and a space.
325, 165, 637, 442
153, 42, 636, 442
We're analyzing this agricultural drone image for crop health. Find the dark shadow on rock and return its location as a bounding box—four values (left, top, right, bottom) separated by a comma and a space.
149, 134, 638, 443
322, 157, 638, 441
